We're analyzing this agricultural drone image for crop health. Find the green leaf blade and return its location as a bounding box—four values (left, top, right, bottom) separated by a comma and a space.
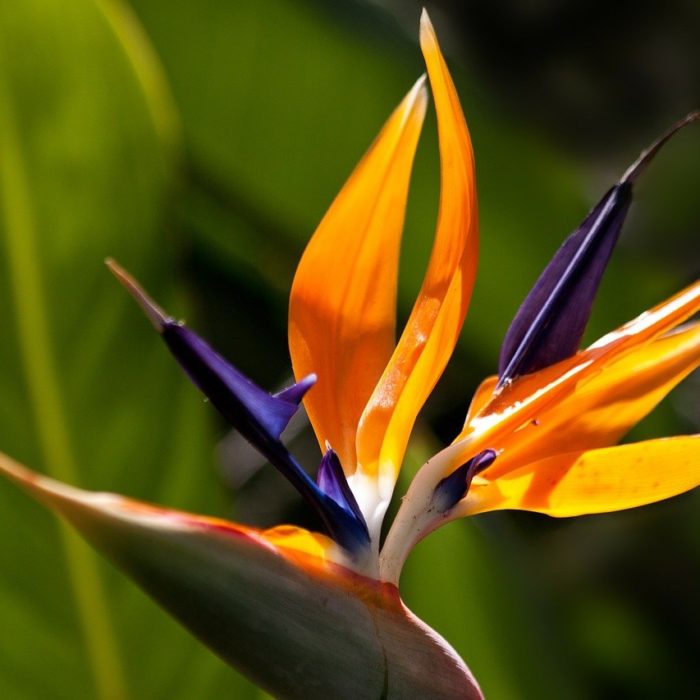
1, 454, 482, 700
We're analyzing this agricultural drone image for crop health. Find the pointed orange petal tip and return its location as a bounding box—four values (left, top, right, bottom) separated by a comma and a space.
419, 8, 437, 45
406, 71, 428, 114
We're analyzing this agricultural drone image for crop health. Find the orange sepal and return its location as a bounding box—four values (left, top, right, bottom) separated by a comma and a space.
463, 435, 700, 517
288, 77, 427, 473
355, 11, 478, 487
452, 280, 700, 472
487, 321, 700, 477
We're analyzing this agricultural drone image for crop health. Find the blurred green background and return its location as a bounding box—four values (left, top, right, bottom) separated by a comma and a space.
0, 1, 698, 698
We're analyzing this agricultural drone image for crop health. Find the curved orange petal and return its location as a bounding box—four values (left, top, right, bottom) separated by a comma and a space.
486, 321, 700, 477
381, 284, 700, 574
288, 77, 428, 472
463, 375, 498, 426
463, 435, 700, 517
355, 12, 478, 493
453, 280, 700, 469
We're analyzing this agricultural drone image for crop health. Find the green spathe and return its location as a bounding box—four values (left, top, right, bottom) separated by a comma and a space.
0, 453, 481, 700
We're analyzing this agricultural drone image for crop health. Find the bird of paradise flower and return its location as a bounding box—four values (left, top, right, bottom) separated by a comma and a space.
1, 11, 698, 700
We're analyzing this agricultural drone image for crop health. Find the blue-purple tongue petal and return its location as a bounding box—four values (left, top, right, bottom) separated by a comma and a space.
162, 324, 313, 441
274, 373, 318, 407
107, 260, 369, 553
498, 112, 699, 388
432, 449, 497, 513
316, 446, 366, 526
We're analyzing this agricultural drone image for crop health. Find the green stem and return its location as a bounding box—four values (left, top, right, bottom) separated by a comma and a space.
0, 67, 127, 700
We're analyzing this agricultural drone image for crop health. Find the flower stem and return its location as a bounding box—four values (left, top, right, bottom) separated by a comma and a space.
0, 67, 127, 700
380, 442, 466, 584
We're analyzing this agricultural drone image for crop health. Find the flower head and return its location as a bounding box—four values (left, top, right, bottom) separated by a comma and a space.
1, 10, 698, 699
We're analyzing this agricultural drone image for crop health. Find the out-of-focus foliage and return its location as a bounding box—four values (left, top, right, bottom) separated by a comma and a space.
0, 1, 698, 698
0, 0, 251, 697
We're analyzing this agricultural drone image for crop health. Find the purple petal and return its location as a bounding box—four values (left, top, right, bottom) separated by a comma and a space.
107, 260, 369, 553
498, 113, 699, 387
274, 374, 318, 407
432, 449, 497, 513
498, 184, 630, 383
162, 324, 313, 441
316, 446, 366, 526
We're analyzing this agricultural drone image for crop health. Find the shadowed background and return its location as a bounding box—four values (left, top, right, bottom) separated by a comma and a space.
0, 1, 698, 698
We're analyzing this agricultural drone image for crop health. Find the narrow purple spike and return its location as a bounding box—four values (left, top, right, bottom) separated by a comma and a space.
106, 258, 301, 440
498, 113, 698, 388
274, 374, 317, 407
162, 324, 307, 440
433, 449, 497, 513
107, 260, 370, 553
316, 445, 366, 526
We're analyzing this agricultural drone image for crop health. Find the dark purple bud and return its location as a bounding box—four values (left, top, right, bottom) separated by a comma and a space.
107, 259, 369, 553
316, 446, 366, 526
498, 185, 630, 384
498, 112, 699, 388
432, 449, 497, 513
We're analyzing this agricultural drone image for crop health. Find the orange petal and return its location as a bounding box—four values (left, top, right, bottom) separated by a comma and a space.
463, 435, 700, 517
454, 280, 700, 466
288, 77, 428, 472
463, 375, 498, 426
260, 524, 335, 564
486, 321, 700, 478
355, 11, 478, 490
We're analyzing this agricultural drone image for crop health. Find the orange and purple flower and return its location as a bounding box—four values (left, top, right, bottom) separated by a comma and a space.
1, 11, 698, 699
